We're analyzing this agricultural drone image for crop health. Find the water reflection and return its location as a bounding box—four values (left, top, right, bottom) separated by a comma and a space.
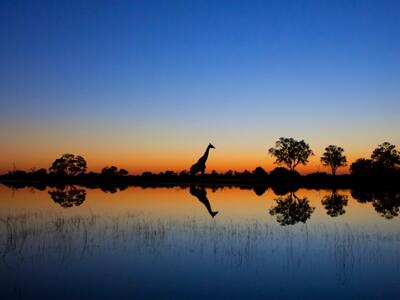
252, 185, 268, 196
99, 182, 128, 193
351, 190, 400, 219
48, 186, 86, 208
269, 192, 315, 225
189, 184, 219, 218
271, 185, 299, 196
321, 190, 348, 217
1, 185, 400, 299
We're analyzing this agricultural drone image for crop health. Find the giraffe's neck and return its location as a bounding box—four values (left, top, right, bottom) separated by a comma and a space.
201, 146, 211, 162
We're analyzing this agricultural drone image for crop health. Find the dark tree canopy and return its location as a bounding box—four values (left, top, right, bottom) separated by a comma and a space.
320, 145, 347, 175
252, 166, 268, 176
49, 154, 87, 176
119, 169, 129, 176
270, 167, 300, 178
101, 166, 129, 177
371, 142, 400, 168
350, 158, 374, 175
101, 166, 118, 176
269, 193, 315, 225
269, 137, 314, 171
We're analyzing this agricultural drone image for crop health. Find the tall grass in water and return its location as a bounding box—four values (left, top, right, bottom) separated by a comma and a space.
1, 212, 399, 273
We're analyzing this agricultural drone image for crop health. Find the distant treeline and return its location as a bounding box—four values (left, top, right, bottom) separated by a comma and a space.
1, 138, 400, 187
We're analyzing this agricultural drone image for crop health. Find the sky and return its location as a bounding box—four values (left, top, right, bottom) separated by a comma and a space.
0, 0, 399, 174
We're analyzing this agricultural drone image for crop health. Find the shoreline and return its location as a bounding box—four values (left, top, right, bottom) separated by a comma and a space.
1, 174, 399, 190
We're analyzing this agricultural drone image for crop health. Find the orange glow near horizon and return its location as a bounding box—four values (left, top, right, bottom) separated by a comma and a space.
1, 110, 398, 175
0, 144, 376, 175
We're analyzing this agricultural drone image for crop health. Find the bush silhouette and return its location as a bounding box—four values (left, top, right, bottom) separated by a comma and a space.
270, 167, 300, 178
119, 169, 129, 176
101, 166, 129, 177
350, 158, 374, 176
252, 166, 268, 177
101, 166, 119, 176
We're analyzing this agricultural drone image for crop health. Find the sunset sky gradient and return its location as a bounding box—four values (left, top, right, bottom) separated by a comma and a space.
1, 0, 399, 174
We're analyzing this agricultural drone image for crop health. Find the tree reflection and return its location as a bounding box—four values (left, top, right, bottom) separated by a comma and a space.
372, 192, 400, 219
48, 186, 86, 208
269, 192, 315, 225
350, 190, 374, 203
351, 190, 400, 219
321, 191, 348, 217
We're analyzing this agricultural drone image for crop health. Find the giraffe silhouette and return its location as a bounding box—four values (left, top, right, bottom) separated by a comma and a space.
190, 184, 219, 218
190, 143, 215, 176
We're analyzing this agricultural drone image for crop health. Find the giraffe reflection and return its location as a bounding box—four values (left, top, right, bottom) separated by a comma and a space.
190, 185, 219, 218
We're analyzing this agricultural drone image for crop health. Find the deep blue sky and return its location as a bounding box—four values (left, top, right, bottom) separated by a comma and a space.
1, 0, 399, 173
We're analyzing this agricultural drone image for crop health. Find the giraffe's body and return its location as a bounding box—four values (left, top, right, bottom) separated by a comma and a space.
190, 143, 215, 175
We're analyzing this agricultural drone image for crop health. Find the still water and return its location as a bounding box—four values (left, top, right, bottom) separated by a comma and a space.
0, 184, 399, 299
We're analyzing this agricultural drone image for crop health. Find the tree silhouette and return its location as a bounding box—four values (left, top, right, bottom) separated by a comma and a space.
269, 137, 314, 171
49, 154, 87, 176
320, 145, 347, 176
269, 192, 315, 225
321, 191, 348, 217
371, 142, 400, 168
48, 186, 86, 208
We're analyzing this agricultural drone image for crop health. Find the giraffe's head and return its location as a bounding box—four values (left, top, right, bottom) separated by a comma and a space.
208, 143, 215, 149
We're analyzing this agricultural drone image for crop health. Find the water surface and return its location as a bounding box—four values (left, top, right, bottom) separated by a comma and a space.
0, 184, 399, 299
